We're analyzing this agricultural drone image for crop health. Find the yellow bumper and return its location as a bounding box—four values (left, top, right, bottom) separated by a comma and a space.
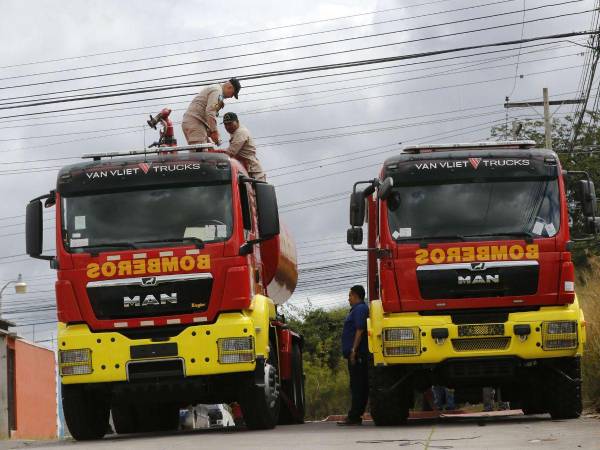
368, 298, 586, 366
58, 295, 274, 384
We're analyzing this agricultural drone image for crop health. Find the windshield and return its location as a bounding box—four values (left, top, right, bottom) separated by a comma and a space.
62, 184, 233, 251
387, 179, 560, 241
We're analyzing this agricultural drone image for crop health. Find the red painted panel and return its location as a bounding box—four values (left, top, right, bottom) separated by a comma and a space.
11, 340, 57, 439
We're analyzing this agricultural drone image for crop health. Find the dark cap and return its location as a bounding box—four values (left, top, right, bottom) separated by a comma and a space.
229, 77, 242, 99
222, 112, 238, 123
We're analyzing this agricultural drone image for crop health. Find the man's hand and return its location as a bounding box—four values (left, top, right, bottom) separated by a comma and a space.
209, 131, 221, 146
349, 350, 357, 365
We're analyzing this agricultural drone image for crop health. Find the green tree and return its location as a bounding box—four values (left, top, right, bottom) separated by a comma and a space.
284, 304, 351, 419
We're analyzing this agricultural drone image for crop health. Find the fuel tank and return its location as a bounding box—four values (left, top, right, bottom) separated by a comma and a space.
260, 223, 298, 305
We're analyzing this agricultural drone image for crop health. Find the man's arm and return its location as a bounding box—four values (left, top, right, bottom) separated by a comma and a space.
350, 305, 368, 364
205, 88, 222, 143
222, 129, 247, 157
349, 329, 365, 364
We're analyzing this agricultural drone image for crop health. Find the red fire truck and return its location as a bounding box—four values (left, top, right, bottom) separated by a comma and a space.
26, 144, 305, 440
347, 141, 595, 424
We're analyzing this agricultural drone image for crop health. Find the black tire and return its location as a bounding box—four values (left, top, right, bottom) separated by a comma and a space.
62, 384, 110, 441
547, 358, 582, 420
111, 404, 139, 434
369, 362, 410, 426
239, 338, 280, 430
520, 382, 546, 415
278, 341, 305, 425
112, 403, 179, 434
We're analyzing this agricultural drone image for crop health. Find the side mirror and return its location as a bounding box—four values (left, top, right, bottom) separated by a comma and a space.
347, 227, 363, 246
349, 192, 366, 227
26, 200, 43, 258
378, 177, 394, 200
576, 180, 597, 218
255, 183, 280, 239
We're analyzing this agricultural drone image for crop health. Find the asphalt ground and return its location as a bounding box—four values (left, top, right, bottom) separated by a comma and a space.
1, 411, 599, 450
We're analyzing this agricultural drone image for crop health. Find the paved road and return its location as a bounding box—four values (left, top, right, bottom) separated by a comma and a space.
2, 413, 599, 450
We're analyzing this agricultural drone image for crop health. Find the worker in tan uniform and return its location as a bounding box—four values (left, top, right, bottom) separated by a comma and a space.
221, 112, 266, 181
182, 78, 241, 145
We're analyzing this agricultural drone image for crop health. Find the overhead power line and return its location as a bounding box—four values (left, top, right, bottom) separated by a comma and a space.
1, 0, 458, 70
0, 6, 592, 98
0, 39, 579, 126
1, 0, 524, 83
0, 29, 595, 121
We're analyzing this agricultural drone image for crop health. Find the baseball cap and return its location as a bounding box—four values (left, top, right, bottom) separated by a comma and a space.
229, 78, 242, 99
222, 112, 238, 123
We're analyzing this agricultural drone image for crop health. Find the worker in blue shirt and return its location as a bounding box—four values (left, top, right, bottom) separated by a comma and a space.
338, 285, 369, 426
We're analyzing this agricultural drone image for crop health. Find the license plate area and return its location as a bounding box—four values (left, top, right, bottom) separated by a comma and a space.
130, 343, 178, 359
458, 323, 505, 337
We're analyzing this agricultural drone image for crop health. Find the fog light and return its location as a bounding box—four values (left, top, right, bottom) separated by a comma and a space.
542, 321, 578, 350
59, 348, 91, 364
384, 327, 416, 341
59, 349, 92, 376
218, 337, 255, 364
383, 327, 420, 356
61, 364, 93, 376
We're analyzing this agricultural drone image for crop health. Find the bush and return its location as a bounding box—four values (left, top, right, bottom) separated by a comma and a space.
284, 304, 352, 419
576, 261, 600, 412
303, 359, 350, 420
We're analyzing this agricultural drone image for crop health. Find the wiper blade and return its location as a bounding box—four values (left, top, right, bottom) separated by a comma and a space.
78, 242, 138, 250
396, 234, 466, 242
133, 237, 205, 249
464, 231, 534, 239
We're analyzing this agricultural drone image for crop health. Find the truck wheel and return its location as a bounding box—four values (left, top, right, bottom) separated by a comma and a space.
62, 384, 110, 441
369, 363, 410, 426
239, 341, 280, 430
547, 358, 582, 420
111, 404, 139, 434
279, 341, 305, 424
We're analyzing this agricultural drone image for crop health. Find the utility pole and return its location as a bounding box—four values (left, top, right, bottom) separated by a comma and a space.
543, 88, 552, 149
504, 89, 584, 150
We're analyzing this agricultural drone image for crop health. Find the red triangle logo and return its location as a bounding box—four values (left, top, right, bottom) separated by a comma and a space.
469, 158, 482, 169
139, 163, 150, 174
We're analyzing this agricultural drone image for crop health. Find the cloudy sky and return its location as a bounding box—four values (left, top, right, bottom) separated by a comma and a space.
0, 0, 596, 346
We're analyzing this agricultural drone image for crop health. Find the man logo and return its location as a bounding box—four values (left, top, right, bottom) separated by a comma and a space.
470, 262, 486, 271
141, 277, 158, 287
458, 275, 500, 285
469, 158, 482, 169
124, 293, 178, 307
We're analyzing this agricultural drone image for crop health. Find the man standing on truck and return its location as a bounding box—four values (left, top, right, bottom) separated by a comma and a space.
182, 78, 241, 145
338, 285, 369, 426
220, 112, 266, 181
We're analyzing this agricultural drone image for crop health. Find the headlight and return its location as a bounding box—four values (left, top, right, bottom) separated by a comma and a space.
59, 348, 93, 375
542, 321, 578, 350
382, 327, 420, 357
546, 321, 577, 335
217, 337, 255, 364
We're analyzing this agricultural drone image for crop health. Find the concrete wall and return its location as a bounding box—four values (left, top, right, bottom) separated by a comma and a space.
0, 334, 8, 439
9, 339, 57, 440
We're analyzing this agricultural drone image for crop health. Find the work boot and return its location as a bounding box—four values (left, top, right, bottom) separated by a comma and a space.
336, 417, 362, 426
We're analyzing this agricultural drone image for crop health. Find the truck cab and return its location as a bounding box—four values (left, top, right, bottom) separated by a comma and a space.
347, 141, 597, 424
26, 145, 305, 440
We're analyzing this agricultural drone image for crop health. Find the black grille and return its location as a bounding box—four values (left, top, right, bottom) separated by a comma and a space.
88, 277, 212, 319
444, 358, 516, 379
417, 263, 538, 300
127, 359, 184, 382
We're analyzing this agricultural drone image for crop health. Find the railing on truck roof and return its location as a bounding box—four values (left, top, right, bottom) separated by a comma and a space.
402, 140, 537, 154
82, 143, 215, 161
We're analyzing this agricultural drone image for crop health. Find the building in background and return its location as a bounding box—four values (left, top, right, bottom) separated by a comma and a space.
0, 319, 57, 440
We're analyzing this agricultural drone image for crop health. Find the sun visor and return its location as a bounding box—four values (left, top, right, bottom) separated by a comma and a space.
384, 151, 559, 185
